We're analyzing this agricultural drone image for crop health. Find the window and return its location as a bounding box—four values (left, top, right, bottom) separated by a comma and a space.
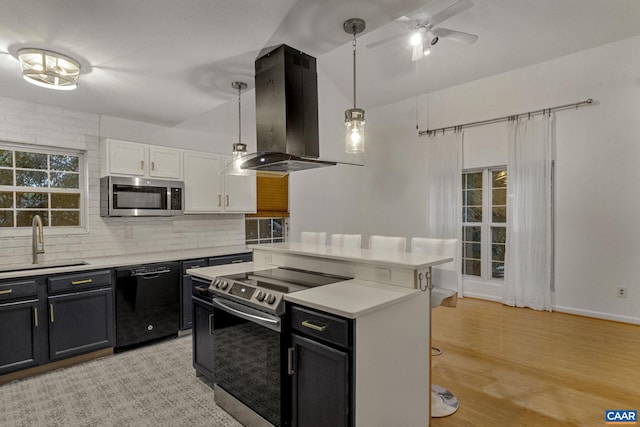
0, 144, 84, 229
462, 168, 507, 279
246, 174, 289, 244
245, 217, 288, 244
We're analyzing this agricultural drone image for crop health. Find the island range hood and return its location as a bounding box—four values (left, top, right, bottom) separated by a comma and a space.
242, 44, 337, 172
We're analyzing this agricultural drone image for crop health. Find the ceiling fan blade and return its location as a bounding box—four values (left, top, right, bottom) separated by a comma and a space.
366, 32, 407, 49
432, 27, 478, 44
429, 0, 473, 27
411, 43, 424, 61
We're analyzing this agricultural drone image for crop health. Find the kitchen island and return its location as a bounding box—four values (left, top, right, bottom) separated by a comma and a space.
188, 242, 452, 426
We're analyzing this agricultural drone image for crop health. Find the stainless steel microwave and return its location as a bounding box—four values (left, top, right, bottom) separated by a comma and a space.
100, 176, 184, 217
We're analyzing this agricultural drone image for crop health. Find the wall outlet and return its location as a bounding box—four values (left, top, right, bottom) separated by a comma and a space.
617, 287, 628, 298
374, 267, 391, 282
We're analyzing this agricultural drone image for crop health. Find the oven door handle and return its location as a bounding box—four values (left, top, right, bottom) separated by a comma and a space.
212, 298, 281, 332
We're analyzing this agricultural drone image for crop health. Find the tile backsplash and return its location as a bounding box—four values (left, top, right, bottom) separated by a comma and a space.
0, 96, 245, 266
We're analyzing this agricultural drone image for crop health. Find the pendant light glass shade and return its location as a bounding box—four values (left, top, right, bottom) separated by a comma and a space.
229, 81, 248, 176
18, 48, 80, 91
343, 18, 366, 154
345, 108, 365, 153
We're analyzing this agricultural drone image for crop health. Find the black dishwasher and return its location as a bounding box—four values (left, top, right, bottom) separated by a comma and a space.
115, 262, 180, 350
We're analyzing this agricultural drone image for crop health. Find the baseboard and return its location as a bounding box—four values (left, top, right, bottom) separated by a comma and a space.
0, 347, 113, 385
553, 305, 640, 325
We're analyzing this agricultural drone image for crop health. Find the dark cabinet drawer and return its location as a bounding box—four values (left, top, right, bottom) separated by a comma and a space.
181, 258, 207, 275
48, 270, 113, 294
0, 279, 38, 302
289, 305, 351, 349
207, 253, 252, 266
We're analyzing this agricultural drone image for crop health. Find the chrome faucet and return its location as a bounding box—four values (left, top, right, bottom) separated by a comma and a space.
32, 214, 45, 264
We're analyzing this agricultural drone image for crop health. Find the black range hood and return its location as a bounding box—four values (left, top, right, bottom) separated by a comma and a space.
244, 44, 336, 172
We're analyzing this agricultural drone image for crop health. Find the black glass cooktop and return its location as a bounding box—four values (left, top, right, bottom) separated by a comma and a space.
220, 267, 350, 294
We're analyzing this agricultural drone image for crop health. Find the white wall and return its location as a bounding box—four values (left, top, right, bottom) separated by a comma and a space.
291, 35, 640, 324
0, 97, 246, 267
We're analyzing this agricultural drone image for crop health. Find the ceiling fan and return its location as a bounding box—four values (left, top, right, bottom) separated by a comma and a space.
366, 0, 479, 61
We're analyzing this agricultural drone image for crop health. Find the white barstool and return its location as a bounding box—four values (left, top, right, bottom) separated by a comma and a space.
330, 233, 362, 248
368, 235, 406, 252
300, 231, 327, 245
410, 237, 460, 418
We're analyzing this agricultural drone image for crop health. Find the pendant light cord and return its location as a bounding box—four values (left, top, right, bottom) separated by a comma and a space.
237, 84, 242, 143
352, 32, 357, 109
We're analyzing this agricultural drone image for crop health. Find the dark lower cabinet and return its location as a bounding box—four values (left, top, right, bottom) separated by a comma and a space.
48, 287, 114, 361
0, 297, 43, 375
288, 305, 354, 427
192, 295, 215, 381
290, 334, 349, 427
180, 252, 251, 331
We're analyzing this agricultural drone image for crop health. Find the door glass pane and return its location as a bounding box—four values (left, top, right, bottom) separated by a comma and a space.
463, 207, 482, 222
492, 262, 505, 278
463, 260, 481, 276
16, 152, 47, 169
492, 188, 506, 205
464, 226, 481, 242
464, 172, 482, 189
492, 170, 507, 188
492, 243, 505, 261
465, 189, 483, 205
492, 227, 506, 244
16, 170, 48, 187
464, 242, 481, 259
492, 206, 506, 223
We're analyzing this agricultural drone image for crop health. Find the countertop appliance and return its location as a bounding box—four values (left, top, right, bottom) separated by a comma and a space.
115, 262, 181, 350
100, 175, 183, 217
192, 267, 350, 427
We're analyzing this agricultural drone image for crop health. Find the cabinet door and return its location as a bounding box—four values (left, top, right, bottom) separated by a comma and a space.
183, 152, 224, 213
48, 287, 114, 361
192, 298, 215, 381
0, 299, 42, 374
107, 139, 146, 176
180, 259, 207, 330
149, 146, 182, 179
291, 334, 350, 427
224, 167, 256, 213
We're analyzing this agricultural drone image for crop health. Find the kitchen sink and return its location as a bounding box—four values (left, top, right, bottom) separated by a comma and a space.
0, 260, 89, 273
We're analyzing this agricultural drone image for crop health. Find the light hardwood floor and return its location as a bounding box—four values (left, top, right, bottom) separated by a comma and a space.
430, 298, 640, 427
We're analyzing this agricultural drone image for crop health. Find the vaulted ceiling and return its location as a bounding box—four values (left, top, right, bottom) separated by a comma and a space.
1, 0, 639, 130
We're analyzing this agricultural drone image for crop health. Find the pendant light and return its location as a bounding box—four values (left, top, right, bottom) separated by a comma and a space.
230, 81, 248, 175
18, 48, 81, 91
343, 18, 366, 154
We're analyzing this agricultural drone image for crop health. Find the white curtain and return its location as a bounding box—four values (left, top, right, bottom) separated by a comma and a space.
425, 131, 463, 295
503, 115, 554, 311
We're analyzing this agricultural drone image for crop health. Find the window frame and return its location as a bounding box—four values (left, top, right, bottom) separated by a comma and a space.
0, 141, 88, 237
462, 166, 507, 281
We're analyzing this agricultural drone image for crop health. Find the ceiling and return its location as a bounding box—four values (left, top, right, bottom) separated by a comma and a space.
1, 0, 639, 131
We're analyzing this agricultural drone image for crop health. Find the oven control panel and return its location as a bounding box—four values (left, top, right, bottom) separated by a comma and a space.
208, 277, 283, 313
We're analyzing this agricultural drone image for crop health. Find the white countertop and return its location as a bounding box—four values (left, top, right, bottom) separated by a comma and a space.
284, 279, 421, 319
250, 242, 452, 270
0, 245, 251, 280
187, 262, 423, 319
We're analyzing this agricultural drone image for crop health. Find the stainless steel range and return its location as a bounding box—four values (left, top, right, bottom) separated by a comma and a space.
192, 267, 350, 427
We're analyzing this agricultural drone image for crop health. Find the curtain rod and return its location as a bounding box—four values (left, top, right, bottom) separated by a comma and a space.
418, 98, 594, 137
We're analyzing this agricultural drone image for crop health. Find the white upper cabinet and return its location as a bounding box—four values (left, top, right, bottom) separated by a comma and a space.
183, 151, 224, 213
101, 139, 182, 180
183, 151, 256, 214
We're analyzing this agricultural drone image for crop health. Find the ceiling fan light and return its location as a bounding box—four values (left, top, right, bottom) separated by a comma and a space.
410, 32, 423, 47
423, 48, 432, 56
18, 48, 80, 91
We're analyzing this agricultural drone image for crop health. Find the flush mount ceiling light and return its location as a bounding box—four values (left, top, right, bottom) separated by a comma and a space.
229, 81, 248, 176
343, 18, 366, 154
17, 48, 81, 91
